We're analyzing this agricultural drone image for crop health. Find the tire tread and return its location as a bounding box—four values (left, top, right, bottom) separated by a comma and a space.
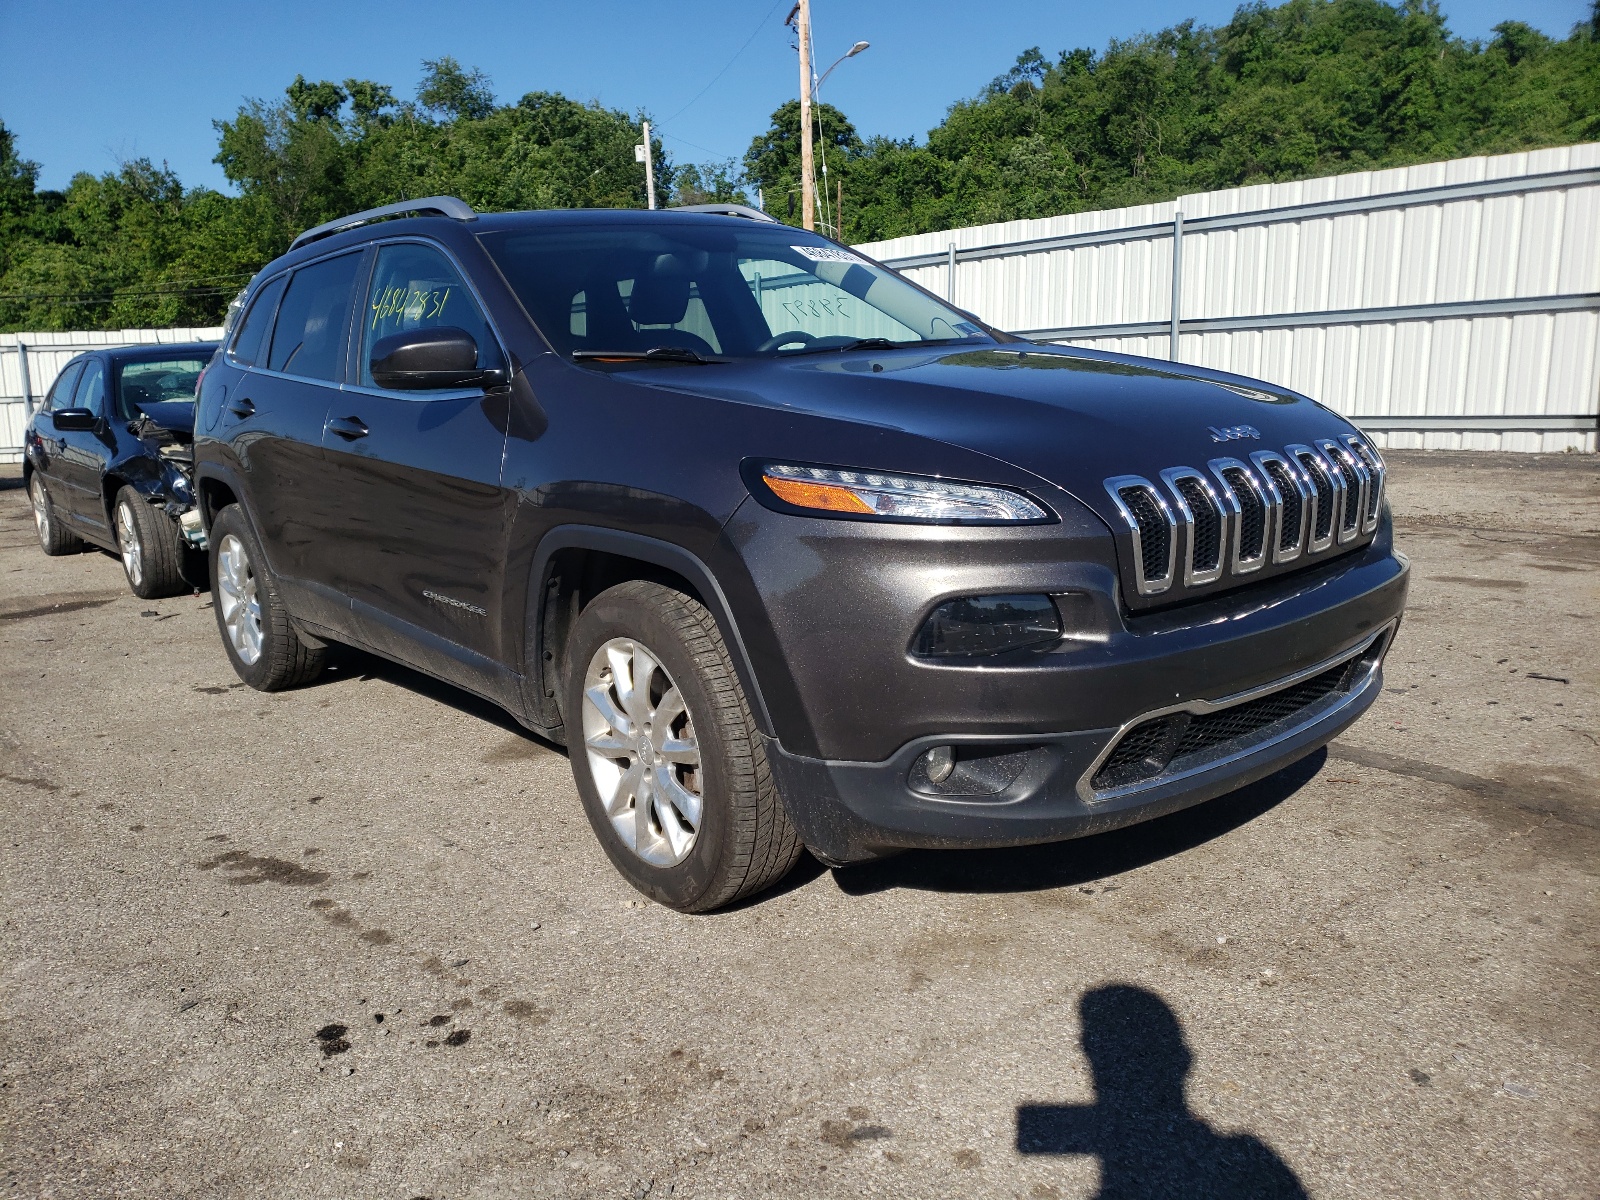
580, 580, 803, 912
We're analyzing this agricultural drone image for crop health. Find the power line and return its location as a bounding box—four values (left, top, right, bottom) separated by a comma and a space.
658, 0, 787, 129
0, 275, 252, 304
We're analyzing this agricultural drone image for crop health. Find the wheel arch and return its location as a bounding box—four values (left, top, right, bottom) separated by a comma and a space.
193, 464, 243, 533
525, 527, 775, 745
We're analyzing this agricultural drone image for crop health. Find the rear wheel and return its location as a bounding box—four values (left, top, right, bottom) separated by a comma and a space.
209, 504, 325, 691
114, 486, 187, 599
29, 475, 81, 556
564, 580, 803, 912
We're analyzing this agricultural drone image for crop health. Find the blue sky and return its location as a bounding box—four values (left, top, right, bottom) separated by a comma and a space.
1, 0, 1590, 192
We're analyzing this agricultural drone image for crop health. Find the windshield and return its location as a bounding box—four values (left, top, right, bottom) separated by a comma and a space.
114, 357, 208, 420
477, 221, 991, 361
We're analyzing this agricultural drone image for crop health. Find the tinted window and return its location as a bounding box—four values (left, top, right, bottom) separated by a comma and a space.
116, 357, 209, 420
267, 253, 361, 381
478, 222, 989, 361
231, 274, 286, 367
42, 362, 83, 412
360, 243, 500, 388
73, 360, 107, 416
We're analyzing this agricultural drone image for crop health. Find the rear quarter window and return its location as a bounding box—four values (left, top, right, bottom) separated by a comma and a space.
229, 275, 287, 367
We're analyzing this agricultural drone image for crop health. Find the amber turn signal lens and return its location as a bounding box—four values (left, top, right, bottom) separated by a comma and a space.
762, 475, 875, 514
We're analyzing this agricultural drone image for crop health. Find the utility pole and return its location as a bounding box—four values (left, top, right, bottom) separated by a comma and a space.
637, 121, 657, 209
796, 0, 815, 230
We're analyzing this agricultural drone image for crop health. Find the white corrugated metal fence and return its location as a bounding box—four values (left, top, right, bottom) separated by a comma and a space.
858, 144, 1600, 452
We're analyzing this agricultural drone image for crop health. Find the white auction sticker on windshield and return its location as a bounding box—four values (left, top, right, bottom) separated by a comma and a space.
793, 245, 865, 265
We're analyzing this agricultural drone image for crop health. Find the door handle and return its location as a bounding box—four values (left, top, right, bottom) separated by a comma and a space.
327, 415, 369, 440
227, 396, 255, 418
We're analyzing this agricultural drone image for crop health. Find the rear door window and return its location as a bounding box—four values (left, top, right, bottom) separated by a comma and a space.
42, 362, 84, 412
359, 242, 501, 388
230, 275, 287, 367
267, 253, 362, 381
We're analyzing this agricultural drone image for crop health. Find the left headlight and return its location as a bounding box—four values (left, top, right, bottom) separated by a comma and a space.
752, 462, 1051, 524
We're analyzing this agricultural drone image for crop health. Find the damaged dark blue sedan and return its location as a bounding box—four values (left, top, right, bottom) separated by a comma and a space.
23, 342, 216, 598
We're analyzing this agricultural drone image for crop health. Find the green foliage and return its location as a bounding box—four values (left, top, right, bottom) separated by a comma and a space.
745, 0, 1600, 240
1, 63, 668, 331
2, 0, 1596, 331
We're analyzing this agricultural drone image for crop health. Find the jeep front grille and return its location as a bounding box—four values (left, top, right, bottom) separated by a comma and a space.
1104, 436, 1384, 597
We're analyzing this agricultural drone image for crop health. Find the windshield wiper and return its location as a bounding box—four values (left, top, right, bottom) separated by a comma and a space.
782, 336, 977, 357
571, 346, 726, 365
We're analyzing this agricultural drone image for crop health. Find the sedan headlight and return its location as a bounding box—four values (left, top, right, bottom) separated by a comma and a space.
754, 462, 1050, 524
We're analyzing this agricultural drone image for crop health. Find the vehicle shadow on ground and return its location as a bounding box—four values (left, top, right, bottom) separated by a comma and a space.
1017, 983, 1308, 1198
830, 749, 1325, 897
316, 645, 566, 748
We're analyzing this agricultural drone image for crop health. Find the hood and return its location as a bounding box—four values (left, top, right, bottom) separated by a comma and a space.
132, 398, 196, 440
635, 344, 1359, 507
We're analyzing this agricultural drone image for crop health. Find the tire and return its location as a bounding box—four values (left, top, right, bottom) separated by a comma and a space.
209, 504, 326, 691
28, 474, 82, 556
564, 580, 804, 913
114, 485, 188, 599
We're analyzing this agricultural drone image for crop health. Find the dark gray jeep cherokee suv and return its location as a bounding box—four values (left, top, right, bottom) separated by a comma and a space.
193, 196, 1408, 911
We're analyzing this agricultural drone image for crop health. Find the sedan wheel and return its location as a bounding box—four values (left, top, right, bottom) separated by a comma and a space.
116, 499, 144, 589
581, 637, 704, 867
28, 475, 81, 556
215, 533, 264, 666
29, 477, 50, 542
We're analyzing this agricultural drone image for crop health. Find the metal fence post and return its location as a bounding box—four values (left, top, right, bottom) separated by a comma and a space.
18, 341, 33, 416
1169, 211, 1184, 362
947, 242, 957, 303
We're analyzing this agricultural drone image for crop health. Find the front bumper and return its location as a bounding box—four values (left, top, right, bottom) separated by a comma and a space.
752, 537, 1408, 866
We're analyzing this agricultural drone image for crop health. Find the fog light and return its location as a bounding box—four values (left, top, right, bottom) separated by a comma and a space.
913, 594, 1062, 657
921, 745, 956, 784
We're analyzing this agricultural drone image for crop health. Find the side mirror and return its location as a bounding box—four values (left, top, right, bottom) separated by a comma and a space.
51, 407, 97, 431
370, 326, 500, 390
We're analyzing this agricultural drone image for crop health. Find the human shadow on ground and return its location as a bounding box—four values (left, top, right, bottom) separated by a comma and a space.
831, 748, 1325, 897
1018, 984, 1308, 1198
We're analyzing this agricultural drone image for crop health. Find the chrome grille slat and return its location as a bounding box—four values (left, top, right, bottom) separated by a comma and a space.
1161, 467, 1227, 587
1105, 435, 1384, 599
1250, 449, 1309, 563
1344, 435, 1386, 532
1318, 437, 1368, 544
1288, 443, 1339, 552
1209, 457, 1268, 574
1104, 475, 1177, 596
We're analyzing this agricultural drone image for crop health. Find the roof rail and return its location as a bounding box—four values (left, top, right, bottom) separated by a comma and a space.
669, 203, 780, 224
289, 196, 477, 251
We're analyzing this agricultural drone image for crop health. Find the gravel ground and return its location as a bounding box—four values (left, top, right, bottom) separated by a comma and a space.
2, 450, 1596, 1199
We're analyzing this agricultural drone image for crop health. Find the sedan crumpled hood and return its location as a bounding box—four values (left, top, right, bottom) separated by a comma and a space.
639, 343, 1362, 509
132, 399, 196, 439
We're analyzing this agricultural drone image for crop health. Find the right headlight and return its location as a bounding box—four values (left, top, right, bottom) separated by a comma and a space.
752, 462, 1051, 524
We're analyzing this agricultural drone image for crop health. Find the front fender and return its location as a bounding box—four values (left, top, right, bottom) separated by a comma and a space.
522, 525, 778, 744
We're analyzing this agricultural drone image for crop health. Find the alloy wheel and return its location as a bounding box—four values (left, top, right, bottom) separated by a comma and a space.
581, 637, 704, 867
116, 501, 143, 588
215, 533, 264, 665
29, 478, 49, 545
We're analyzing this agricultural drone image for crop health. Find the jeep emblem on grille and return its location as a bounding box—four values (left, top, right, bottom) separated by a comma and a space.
1207, 424, 1261, 443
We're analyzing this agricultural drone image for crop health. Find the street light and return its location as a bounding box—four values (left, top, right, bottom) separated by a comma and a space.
812, 40, 869, 238
816, 40, 870, 94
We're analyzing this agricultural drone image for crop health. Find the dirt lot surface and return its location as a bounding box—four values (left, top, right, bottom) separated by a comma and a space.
2, 451, 1596, 1199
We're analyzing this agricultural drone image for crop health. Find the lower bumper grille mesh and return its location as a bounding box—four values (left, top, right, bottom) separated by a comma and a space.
1090, 655, 1367, 794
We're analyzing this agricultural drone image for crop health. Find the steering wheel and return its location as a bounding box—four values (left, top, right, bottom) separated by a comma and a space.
757, 330, 818, 353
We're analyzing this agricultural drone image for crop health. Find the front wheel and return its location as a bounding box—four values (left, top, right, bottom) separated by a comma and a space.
564, 580, 803, 912
114, 486, 187, 599
208, 504, 325, 691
